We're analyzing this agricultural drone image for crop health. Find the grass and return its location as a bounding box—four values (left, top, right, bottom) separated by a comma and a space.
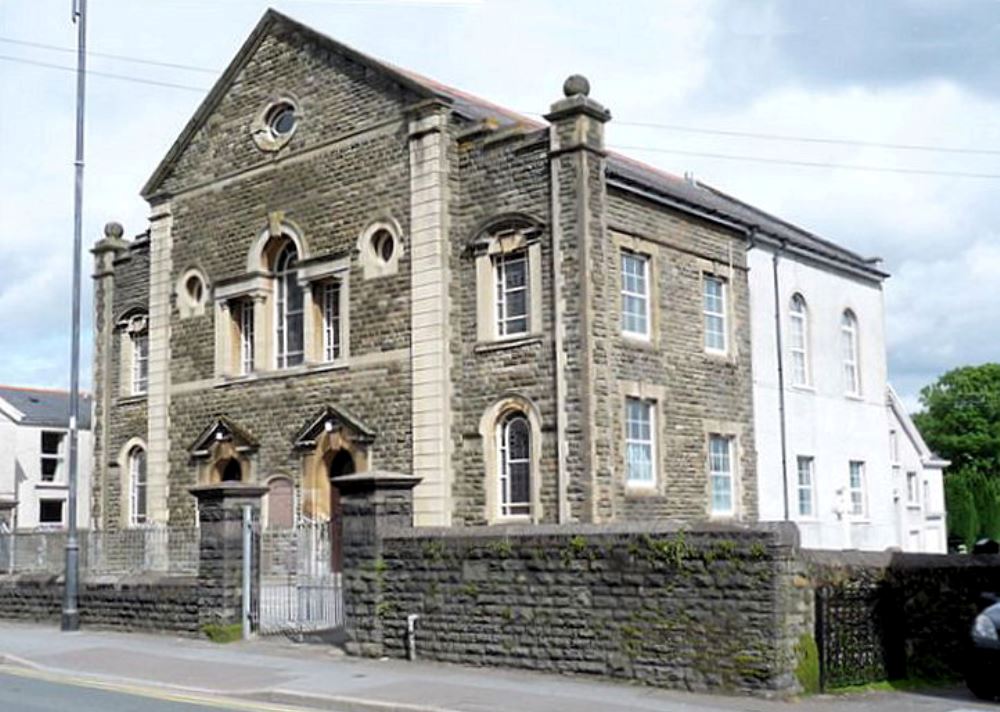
201, 623, 243, 644
829, 676, 957, 695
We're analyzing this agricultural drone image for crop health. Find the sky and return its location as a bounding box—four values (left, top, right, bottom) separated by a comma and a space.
1, 0, 999, 412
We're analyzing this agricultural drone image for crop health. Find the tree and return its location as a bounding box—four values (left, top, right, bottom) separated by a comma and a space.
945, 473, 979, 549
913, 363, 1000, 475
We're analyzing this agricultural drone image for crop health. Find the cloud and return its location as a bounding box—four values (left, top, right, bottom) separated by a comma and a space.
1, 0, 997, 410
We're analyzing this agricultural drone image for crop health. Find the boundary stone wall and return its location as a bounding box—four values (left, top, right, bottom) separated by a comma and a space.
805, 549, 1000, 685
0, 574, 200, 634
346, 508, 810, 695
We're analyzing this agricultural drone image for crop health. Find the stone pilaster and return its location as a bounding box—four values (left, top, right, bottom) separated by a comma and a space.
338, 471, 420, 657
408, 101, 453, 526
91, 223, 129, 530
147, 201, 173, 524
189, 482, 266, 629
545, 76, 612, 522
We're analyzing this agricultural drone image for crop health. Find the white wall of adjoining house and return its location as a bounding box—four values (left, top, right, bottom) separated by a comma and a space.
749, 246, 896, 551
888, 404, 947, 553
0, 419, 15, 503
0, 422, 92, 531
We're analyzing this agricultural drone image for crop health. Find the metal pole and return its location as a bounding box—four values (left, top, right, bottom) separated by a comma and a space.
772, 243, 791, 523
242, 504, 252, 641
62, 0, 87, 632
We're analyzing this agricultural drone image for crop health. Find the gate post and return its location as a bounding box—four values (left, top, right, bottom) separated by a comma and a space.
335, 471, 420, 657
189, 483, 267, 634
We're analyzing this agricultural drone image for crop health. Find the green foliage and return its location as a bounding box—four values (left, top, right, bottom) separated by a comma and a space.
201, 623, 242, 644
488, 539, 513, 558
913, 363, 1000, 475
794, 634, 820, 695
945, 473, 979, 549
373, 557, 388, 575
422, 540, 446, 562
641, 533, 690, 567
375, 600, 396, 618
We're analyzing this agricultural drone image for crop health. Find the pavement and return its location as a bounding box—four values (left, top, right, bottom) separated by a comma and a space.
0, 621, 995, 712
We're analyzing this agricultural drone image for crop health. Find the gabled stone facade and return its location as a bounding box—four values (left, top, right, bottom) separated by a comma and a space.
91, 10, 759, 531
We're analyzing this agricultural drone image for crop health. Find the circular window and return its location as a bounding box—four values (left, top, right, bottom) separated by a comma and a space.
266, 103, 297, 138
371, 229, 395, 263
185, 274, 204, 304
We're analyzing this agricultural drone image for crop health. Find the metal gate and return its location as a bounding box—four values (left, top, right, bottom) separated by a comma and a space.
258, 574, 343, 634
815, 583, 901, 690
256, 521, 344, 635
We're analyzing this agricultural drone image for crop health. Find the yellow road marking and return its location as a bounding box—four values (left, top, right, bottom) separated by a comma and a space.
0, 664, 312, 711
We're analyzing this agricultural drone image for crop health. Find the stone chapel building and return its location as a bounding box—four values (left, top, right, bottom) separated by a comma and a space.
91, 10, 870, 533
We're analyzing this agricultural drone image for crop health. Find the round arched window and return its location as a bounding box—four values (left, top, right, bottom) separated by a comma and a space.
185, 274, 204, 305
266, 102, 297, 138
371, 229, 395, 263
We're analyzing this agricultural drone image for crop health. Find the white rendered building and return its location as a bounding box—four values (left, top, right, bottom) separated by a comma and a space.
744, 205, 945, 551
887, 385, 948, 553
0, 386, 93, 531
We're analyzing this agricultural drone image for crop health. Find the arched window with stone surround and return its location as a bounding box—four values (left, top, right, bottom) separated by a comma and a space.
128, 445, 147, 527
498, 412, 532, 518
480, 396, 542, 523
274, 241, 304, 368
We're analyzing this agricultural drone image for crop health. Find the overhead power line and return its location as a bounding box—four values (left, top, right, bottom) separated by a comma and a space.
611, 120, 1000, 157
0, 54, 209, 92
6, 33, 1000, 159
4, 47, 1000, 180
612, 145, 1000, 180
0, 36, 218, 74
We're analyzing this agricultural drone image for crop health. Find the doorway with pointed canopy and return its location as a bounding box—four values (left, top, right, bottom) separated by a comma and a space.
294, 405, 375, 573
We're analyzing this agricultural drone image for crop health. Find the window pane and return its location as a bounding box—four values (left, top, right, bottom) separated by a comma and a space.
495, 252, 530, 337
41, 432, 63, 454
39, 500, 63, 524
41, 459, 58, 479
625, 398, 655, 485
499, 414, 532, 517
797, 457, 813, 517
709, 436, 734, 514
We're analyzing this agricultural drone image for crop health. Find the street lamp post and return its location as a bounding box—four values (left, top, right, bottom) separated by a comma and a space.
62, 0, 88, 632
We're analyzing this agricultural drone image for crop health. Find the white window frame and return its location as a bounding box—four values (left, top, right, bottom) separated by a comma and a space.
621, 250, 651, 340
494, 250, 530, 338
789, 294, 810, 386
708, 435, 736, 516
37, 499, 64, 528
906, 471, 920, 506
703, 275, 728, 354
129, 447, 148, 527
796, 456, 815, 518
889, 429, 899, 463
275, 242, 304, 369
39, 430, 65, 483
497, 412, 532, 519
625, 397, 655, 487
848, 460, 866, 517
841, 310, 860, 396
322, 279, 342, 363
131, 331, 149, 395
239, 300, 255, 375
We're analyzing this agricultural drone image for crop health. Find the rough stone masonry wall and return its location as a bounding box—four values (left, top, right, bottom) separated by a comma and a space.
0, 574, 200, 634
805, 550, 1000, 684
367, 523, 809, 695
152, 29, 423, 525
449, 127, 558, 524
94, 237, 151, 531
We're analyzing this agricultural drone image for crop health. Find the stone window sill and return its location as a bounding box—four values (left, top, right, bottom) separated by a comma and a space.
35, 482, 68, 490
620, 335, 658, 352
117, 394, 147, 406
474, 334, 543, 354
214, 360, 349, 389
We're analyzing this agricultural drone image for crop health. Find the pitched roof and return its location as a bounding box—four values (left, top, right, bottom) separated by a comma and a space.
144, 8, 886, 281
0, 386, 92, 430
